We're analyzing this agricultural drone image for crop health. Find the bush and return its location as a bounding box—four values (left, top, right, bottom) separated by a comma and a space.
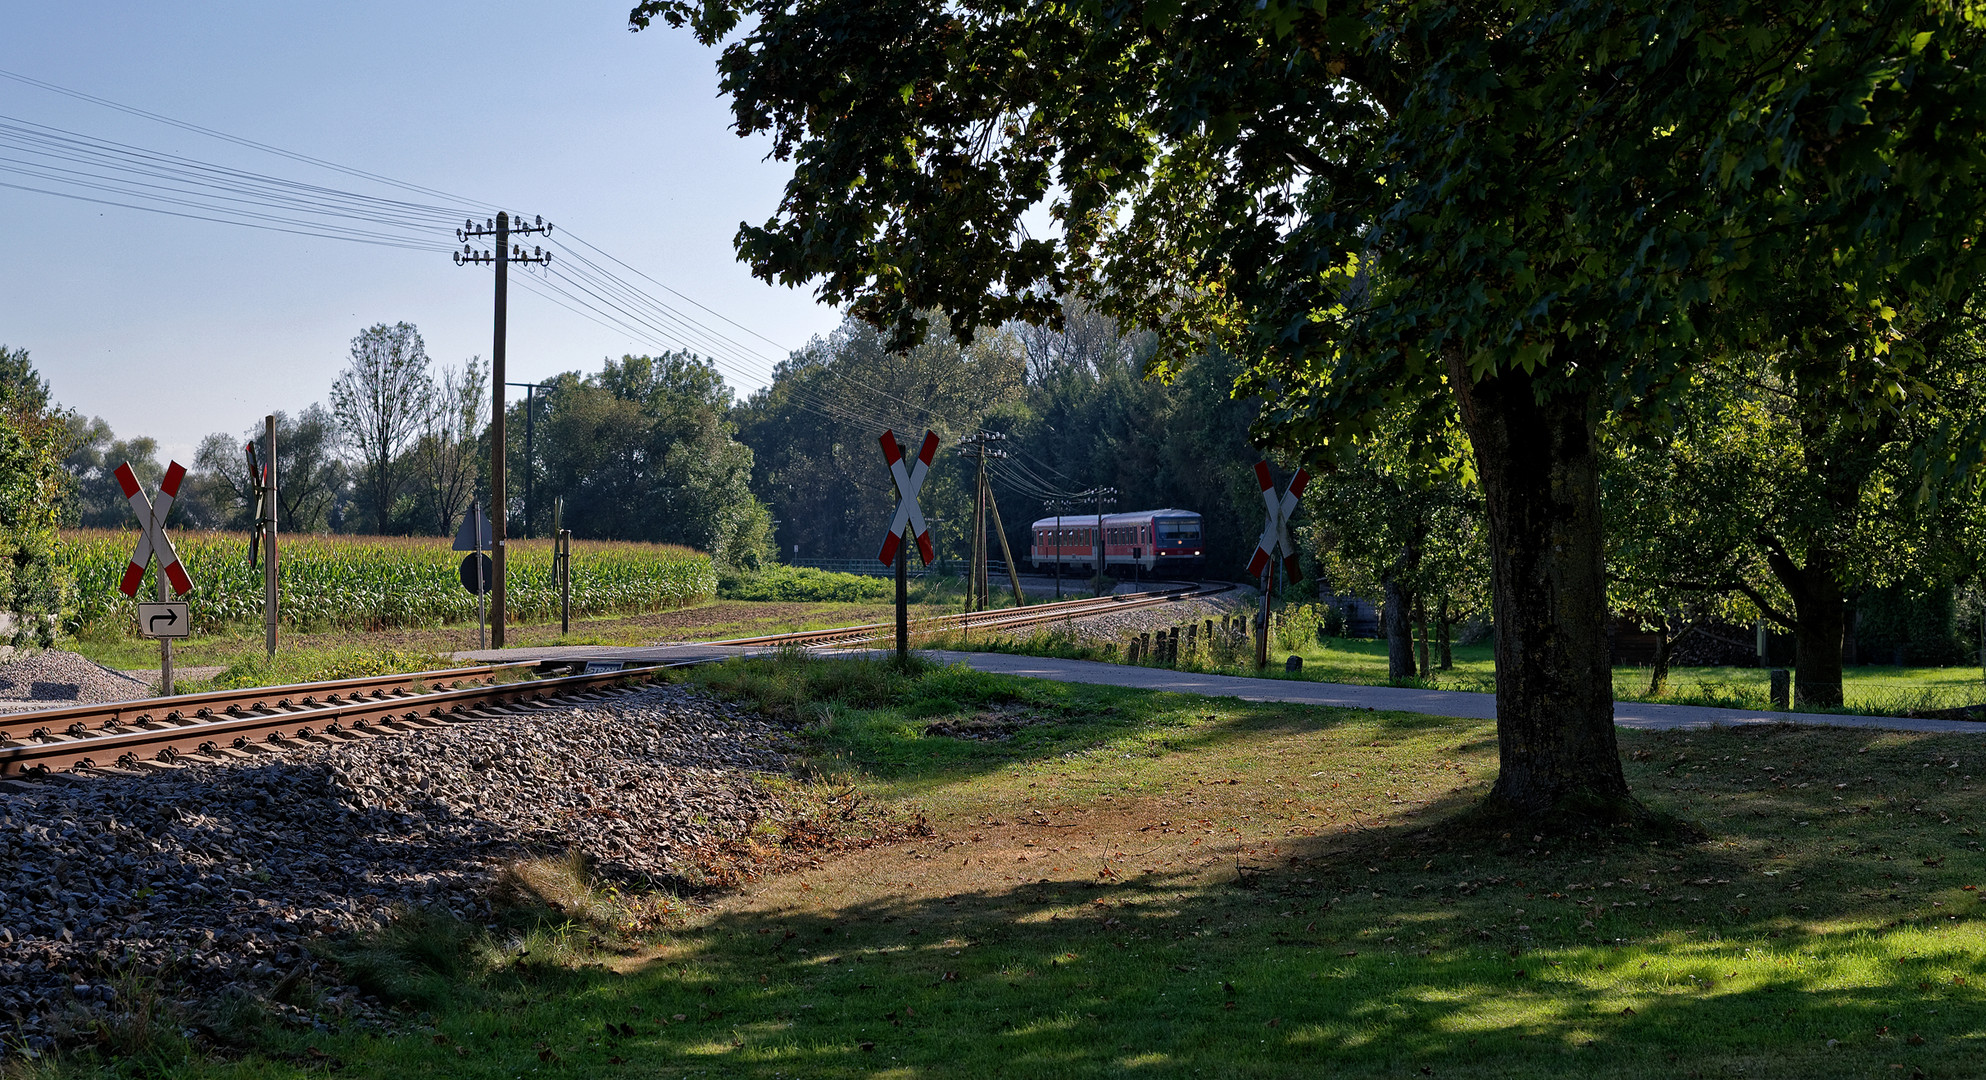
718, 564, 890, 603
1275, 603, 1325, 651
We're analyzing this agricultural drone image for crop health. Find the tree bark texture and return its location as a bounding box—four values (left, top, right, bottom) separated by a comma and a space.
1449, 361, 1631, 821
1385, 576, 1416, 680
1766, 547, 1846, 706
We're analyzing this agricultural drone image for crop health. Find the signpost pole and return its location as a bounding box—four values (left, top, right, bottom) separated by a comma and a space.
476, 504, 487, 651
1256, 561, 1273, 671
554, 496, 570, 636
263, 413, 279, 658
896, 523, 909, 666
155, 511, 174, 697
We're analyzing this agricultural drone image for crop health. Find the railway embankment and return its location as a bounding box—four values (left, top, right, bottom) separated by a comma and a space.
0, 682, 795, 1054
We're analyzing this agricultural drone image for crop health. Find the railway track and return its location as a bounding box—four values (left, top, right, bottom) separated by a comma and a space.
0, 579, 1236, 780
0, 661, 671, 779
708, 578, 1238, 648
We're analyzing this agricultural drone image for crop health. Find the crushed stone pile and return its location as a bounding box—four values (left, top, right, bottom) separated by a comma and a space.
0, 650, 150, 713
0, 683, 794, 1053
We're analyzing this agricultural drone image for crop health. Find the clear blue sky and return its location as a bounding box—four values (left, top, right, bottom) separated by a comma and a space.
2, 1, 842, 463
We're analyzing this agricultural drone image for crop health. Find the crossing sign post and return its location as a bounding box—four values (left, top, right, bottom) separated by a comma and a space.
1249, 462, 1310, 669
116, 461, 193, 695
454, 502, 493, 649
878, 430, 939, 665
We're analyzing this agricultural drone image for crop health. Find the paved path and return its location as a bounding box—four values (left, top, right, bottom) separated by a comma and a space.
460, 644, 1986, 735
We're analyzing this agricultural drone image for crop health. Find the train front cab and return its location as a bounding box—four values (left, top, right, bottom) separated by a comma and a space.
1149, 513, 1205, 577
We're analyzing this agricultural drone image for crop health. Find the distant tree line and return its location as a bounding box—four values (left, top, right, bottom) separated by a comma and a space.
27, 322, 772, 569
736, 302, 1276, 581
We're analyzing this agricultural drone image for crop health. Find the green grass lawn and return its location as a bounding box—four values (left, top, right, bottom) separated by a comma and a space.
985, 628, 1986, 717
63, 654, 1986, 1079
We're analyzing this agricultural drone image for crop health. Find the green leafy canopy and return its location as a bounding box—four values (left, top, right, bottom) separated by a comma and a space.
634, 0, 1986, 464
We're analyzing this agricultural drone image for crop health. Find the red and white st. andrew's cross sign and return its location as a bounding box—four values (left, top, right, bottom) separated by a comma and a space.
877, 429, 939, 567
116, 460, 193, 597
1247, 461, 1310, 583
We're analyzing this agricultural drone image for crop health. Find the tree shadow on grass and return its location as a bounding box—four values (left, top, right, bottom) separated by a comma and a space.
399, 730, 1986, 1080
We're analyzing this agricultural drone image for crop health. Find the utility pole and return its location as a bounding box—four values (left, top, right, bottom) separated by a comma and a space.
261, 414, 278, 657
958, 431, 1008, 611
456, 212, 551, 648
1045, 498, 1072, 600
1089, 486, 1119, 593
506, 381, 555, 538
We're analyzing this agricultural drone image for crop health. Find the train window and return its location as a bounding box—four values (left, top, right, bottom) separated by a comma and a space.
1158, 521, 1202, 541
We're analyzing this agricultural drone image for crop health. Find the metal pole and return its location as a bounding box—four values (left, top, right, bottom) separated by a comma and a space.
1257, 559, 1274, 670
555, 495, 569, 636
491, 212, 509, 650
476, 503, 488, 651
263, 414, 278, 658
973, 448, 988, 612
896, 518, 909, 666
1053, 505, 1062, 598
155, 543, 174, 696
1095, 487, 1104, 593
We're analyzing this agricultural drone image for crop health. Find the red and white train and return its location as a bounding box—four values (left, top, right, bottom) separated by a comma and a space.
1029, 509, 1206, 577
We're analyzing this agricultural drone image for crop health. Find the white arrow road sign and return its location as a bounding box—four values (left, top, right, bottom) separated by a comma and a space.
116, 461, 193, 597
137, 601, 191, 639
1247, 461, 1310, 582
878, 429, 939, 566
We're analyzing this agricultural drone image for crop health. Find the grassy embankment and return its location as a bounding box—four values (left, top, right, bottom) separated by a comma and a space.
54, 653, 1986, 1079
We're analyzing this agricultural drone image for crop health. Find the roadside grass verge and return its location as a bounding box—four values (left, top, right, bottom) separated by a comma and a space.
34, 652, 1986, 1079
949, 626, 1986, 719
59, 599, 954, 672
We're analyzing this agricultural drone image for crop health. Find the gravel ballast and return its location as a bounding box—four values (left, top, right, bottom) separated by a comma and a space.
0, 650, 150, 713
0, 682, 795, 1053
996, 590, 1258, 648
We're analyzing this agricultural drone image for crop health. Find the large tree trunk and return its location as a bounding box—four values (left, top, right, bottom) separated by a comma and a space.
1765, 547, 1846, 707
1384, 575, 1416, 680
1450, 361, 1641, 827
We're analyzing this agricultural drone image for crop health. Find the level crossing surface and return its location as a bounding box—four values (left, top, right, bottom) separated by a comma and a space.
451, 644, 1986, 736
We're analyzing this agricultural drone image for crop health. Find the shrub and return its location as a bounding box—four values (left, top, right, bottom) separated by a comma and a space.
1275, 603, 1325, 651
718, 564, 890, 603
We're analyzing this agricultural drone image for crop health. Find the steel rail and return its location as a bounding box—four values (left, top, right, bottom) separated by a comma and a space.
0, 580, 1237, 780
0, 663, 671, 778
0, 662, 536, 730
704, 579, 1237, 649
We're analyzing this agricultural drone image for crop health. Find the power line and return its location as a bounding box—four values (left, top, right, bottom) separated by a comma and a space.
0, 69, 998, 440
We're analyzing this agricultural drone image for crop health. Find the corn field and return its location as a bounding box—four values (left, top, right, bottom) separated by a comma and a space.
57, 530, 717, 635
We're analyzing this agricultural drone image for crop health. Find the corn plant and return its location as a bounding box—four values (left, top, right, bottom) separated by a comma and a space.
57, 530, 716, 636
